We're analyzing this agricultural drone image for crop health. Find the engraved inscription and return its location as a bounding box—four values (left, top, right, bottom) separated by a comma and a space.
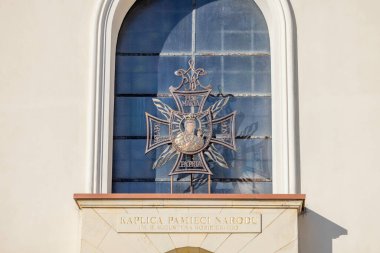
179, 160, 203, 168
182, 95, 200, 107
153, 124, 161, 143
117, 213, 262, 233
216, 121, 231, 140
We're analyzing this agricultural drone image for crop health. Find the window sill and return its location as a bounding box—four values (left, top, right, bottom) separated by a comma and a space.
73, 193, 305, 213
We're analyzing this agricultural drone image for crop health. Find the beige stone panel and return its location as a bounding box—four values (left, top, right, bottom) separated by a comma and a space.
142, 200, 165, 206
99, 230, 159, 253
77, 200, 148, 209
126, 208, 160, 214
158, 208, 189, 214
81, 240, 103, 253
76, 200, 304, 211
215, 234, 256, 253
157, 207, 222, 215
275, 240, 298, 253
157, 207, 219, 217
230, 201, 302, 210
188, 208, 222, 214
163, 200, 234, 207
170, 234, 189, 248
261, 209, 286, 229
146, 234, 177, 253
219, 208, 254, 215
82, 209, 111, 247
187, 234, 207, 247
239, 209, 298, 253
95, 208, 128, 229
200, 234, 230, 252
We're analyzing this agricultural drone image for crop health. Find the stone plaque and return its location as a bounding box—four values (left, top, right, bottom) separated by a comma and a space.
116, 213, 262, 233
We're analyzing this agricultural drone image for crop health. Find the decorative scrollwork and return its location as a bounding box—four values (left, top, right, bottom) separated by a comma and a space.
173, 59, 209, 91
145, 60, 237, 193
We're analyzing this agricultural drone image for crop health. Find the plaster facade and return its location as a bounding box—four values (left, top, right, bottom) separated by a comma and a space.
1, 0, 380, 253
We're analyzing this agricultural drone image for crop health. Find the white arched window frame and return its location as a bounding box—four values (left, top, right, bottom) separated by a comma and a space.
89, 0, 297, 194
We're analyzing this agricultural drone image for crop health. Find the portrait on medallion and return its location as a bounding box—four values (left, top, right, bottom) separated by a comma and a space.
173, 115, 204, 153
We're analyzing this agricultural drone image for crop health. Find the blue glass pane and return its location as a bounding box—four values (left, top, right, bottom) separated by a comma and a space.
113, 140, 182, 179
208, 140, 272, 180
113, 0, 272, 194
113, 180, 272, 194
114, 97, 177, 137
114, 97, 271, 137
113, 181, 207, 194
196, 0, 270, 52
192, 178, 209, 193
115, 56, 189, 95
117, 0, 192, 53
205, 96, 272, 136
212, 182, 272, 194
113, 139, 156, 179
113, 182, 168, 193
196, 56, 271, 94
113, 139, 271, 193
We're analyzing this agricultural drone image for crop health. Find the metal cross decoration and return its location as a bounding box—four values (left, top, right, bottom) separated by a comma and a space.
145, 60, 236, 193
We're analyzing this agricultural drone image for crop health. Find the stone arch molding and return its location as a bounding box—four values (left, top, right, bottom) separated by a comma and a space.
90, 0, 298, 194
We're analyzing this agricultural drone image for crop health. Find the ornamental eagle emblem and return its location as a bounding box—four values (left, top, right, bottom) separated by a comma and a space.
145, 60, 236, 192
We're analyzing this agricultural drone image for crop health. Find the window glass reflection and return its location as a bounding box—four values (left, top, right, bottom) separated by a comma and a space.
113, 0, 272, 194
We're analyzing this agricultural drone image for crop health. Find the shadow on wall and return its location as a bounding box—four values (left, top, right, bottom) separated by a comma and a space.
299, 209, 347, 253
276, 3, 348, 251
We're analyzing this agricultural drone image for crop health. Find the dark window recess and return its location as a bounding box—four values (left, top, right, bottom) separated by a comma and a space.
113, 0, 272, 194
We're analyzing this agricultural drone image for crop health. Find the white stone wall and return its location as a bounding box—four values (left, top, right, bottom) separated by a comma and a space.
0, 0, 380, 252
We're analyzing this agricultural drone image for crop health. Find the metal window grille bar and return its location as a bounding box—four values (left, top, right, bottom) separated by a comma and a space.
112, 178, 272, 183
113, 136, 271, 140
116, 52, 270, 56
115, 93, 272, 97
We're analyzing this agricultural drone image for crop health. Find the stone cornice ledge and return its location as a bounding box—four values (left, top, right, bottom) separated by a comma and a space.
74, 194, 305, 214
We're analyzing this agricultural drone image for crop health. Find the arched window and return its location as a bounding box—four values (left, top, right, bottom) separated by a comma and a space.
113, 0, 272, 194
92, 0, 297, 194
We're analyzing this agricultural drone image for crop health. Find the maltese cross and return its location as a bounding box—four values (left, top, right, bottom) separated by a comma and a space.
145, 60, 236, 191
